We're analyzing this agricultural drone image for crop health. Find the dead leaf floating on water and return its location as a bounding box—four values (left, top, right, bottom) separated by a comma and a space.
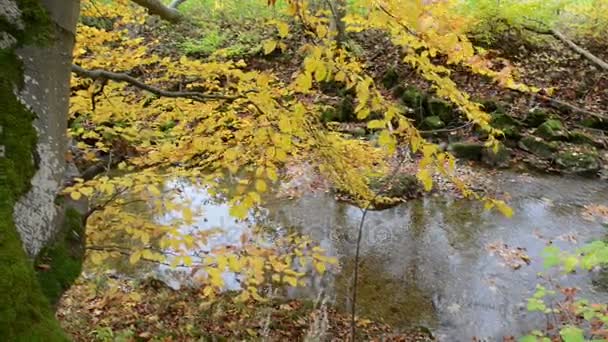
486, 241, 531, 270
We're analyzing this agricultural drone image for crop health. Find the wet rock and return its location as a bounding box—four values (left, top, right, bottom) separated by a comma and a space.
534, 119, 569, 141
525, 109, 550, 127
422, 116, 445, 130
555, 150, 600, 175
449, 142, 483, 161
482, 143, 511, 168
427, 98, 454, 123
518, 135, 558, 159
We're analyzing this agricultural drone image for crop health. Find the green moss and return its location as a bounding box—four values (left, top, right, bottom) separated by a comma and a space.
449, 142, 484, 161
426, 98, 454, 123
36, 208, 85, 306
518, 135, 558, 159
0, 1, 68, 340
535, 119, 568, 141
422, 116, 445, 130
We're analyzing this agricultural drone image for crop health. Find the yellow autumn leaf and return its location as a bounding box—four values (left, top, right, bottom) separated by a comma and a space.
70, 191, 82, 201
276, 21, 289, 38
182, 207, 194, 224
129, 250, 142, 264
417, 168, 433, 192
263, 40, 277, 55
255, 179, 267, 193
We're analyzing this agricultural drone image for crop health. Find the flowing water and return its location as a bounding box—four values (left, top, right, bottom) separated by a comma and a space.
148, 171, 608, 341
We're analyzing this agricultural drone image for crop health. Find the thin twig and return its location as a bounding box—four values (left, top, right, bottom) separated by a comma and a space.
71, 64, 240, 102
350, 152, 410, 341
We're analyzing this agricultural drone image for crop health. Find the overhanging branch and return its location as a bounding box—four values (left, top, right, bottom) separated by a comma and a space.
130, 0, 183, 23
71, 64, 240, 102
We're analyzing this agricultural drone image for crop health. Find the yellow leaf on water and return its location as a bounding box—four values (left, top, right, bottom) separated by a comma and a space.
183, 207, 193, 224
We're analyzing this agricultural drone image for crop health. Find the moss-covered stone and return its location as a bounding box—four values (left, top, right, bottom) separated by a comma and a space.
479, 99, 505, 114
580, 117, 608, 131
525, 109, 550, 128
569, 130, 602, 147
381, 67, 400, 89
321, 96, 356, 123
481, 143, 511, 168
449, 142, 484, 161
518, 135, 558, 159
555, 150, 600, 175
535, 119, 569, 141
491, 113, 523, 140
401, 86, 426, 114
422, 116, 445, 130
427, 98, 454, 123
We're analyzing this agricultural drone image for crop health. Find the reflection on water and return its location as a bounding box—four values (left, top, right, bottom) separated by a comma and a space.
121, 172, 608, 340
264, 172, 608, 340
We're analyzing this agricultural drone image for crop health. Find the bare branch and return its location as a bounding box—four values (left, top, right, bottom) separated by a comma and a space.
169, 0, 187, 9
71, 64, 240, 102
130, 0, 183, 23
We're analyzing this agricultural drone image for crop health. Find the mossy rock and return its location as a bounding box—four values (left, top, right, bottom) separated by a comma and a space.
427, 98, 454, 123
422, 116, 445, 130
381, 67, 400, 89
321, 96, 356, 123
534, 119, 569, 141
518, 135, 558, 159
569, 130, 604, 148
481, 143, 511, 168
401, 86, 426, 112
555, 150, 600, 175
580, 117, 608, 131
449, 142, 484, 161
371, 174, 421, 199
479, 99, 505, 114
491, 113, 523, 140
525, 109, 550, 127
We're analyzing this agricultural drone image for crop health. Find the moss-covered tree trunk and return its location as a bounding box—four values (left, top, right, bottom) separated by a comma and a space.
0, 0, 79, 339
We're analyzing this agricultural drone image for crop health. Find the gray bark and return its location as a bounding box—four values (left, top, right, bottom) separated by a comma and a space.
12, 0, 80, 257
131, 0, 183, 22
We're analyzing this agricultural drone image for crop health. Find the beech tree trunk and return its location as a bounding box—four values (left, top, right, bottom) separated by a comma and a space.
0, 0, 81, 339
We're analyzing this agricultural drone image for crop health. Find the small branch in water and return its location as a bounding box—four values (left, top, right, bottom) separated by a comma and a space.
350, 152, 410, 341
